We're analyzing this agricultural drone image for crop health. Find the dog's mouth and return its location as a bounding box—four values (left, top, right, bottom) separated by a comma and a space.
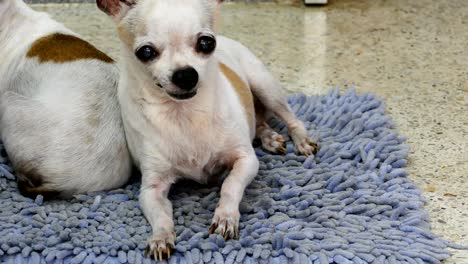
167, 91, 197, 100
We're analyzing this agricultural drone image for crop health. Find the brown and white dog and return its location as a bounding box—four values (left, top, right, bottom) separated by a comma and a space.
0, 0, 131, 198
97, 0, 318, 260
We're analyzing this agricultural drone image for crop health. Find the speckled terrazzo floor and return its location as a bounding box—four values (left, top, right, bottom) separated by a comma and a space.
29, 1, 468, 263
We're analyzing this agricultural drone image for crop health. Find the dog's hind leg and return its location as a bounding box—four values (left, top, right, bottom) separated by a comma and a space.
254, 96, 286, 154
1, 93, 64, 200
256, 120, 286, 154
16, 171, 62, 200
238, 46, 318, 156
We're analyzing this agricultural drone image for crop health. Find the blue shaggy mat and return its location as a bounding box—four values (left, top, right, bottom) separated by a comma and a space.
0, 89, 465, 264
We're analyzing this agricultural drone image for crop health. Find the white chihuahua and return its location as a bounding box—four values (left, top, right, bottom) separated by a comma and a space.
97, 0, 318, 260
0, 0, 131, 198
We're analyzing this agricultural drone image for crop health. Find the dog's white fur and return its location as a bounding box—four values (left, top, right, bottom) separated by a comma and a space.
98, 0, 317, 259
0, 0, 131, 197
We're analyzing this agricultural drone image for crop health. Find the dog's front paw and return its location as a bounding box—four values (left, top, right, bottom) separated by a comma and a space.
296, 138, 319, 156
209, 209, 240, 240
144, 230, 176, 261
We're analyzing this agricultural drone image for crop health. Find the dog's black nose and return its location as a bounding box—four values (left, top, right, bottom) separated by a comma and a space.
171, 67, 199, 91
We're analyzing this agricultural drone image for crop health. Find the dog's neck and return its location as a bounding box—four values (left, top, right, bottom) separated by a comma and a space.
0, 0, 14, 19
0, 0, 18, 37
0, 0, 31, 31
0, 0, 40, 46
0, 0, 35, 77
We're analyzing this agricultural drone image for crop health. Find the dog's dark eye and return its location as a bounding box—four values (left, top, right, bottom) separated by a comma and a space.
135, 45, 158, 62
196, 35, 216, 54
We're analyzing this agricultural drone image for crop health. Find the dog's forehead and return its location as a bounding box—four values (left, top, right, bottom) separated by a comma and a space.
140, 0, 213, 30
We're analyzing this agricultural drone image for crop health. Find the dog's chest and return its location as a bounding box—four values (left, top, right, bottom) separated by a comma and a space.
168, 135, 232, 184
174, 153, 228, 184
152, 114, 233, 183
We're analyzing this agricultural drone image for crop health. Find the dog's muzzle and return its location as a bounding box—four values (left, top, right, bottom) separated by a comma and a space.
167, 90, 197, 100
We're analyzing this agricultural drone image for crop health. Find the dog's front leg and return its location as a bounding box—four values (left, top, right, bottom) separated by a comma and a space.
140, 172, 175, 260
210, 151, 259, 240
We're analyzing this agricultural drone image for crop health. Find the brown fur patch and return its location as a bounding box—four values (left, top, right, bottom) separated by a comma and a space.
117, 24, 136, 48
15, 161, 61, 200
26, 33, 114, 63
219, 62, 255, 127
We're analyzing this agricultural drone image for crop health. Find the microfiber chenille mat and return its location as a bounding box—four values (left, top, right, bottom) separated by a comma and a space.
0, 89, 465, 264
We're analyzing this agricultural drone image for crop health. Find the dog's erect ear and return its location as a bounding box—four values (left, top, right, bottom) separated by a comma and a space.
211, 0, 223, 31
97, 0, 135, 21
